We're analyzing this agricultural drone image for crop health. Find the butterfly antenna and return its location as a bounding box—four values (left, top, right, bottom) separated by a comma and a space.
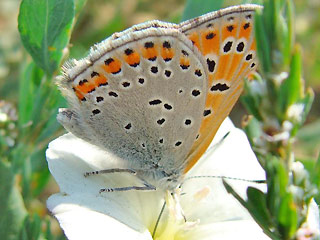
183, 131, 266, 185
201, 131, 230, 157
183, 175, 266, 186
152, 200, 166, 238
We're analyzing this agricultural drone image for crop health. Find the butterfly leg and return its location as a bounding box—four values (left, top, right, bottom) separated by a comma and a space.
84, 168, 156, 192
84, 168, 136, 177
99, 182, 156, 193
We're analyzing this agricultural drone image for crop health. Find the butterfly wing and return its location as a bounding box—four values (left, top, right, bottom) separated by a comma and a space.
179, 4, 261, 172
57, 27, 208, 188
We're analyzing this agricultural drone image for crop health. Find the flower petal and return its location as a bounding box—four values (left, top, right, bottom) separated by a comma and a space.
181, 118, 266, 225
47, 193, 152, 240
46, 133, 165, 239
188, 219, 270, 240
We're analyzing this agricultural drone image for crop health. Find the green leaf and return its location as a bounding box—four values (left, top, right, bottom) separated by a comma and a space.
298, 88, 314, 126
278, 194, 298, 239
242, 116, 263, 147
246, 187, 273, 229
290, 87, 314, 137
18, 62, 44, 127
313, 155, 320, 199
29, 148, 51, 197
20, 214, 42, 240
181, 0, 224, 21
301, 155, 320, 197
254, 8, 272, 73
265, 156, 289, 216
282, 0, 294, 65
45, 219, 54, 240
278, 46, 302, 113
0, 161, 28, 240
223, 180, 280, 239
18, 0, 75, 75
242, 79, 264, 121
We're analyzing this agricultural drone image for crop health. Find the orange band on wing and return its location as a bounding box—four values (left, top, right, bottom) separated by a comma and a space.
225, 53, 242, 80
180, 57, 190, 68
76, 81, 96, 94
200, 31, 219, 55
214, 54, 230, 80
102, 58, 122, 74
239, 22, 252, 39
142, 46, 158, 60
73, 87, 85, 101
94, 74, 108, 86
188, 32, 201, 50
222, 24, 238, 39
161, 47, 174, 61
124, 52, 140, 66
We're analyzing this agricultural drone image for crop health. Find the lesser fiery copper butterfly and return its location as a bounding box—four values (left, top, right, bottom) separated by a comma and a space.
56, 4, 260, 192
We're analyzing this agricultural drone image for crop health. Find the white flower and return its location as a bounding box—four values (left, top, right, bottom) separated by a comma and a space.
46, 118, 270, 239
287, 103, 305, 122
296, 200, 320, 240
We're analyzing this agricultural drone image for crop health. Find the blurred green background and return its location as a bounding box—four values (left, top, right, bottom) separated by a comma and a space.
0, 0, 319, 238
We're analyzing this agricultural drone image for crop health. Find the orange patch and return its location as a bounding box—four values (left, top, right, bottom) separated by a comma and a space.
210, 93, 224, 111
225, 54, 243, 80
94, 74, 108, 86
161, 47, 174, 61
142, 47, 158, 59
238, 22, 252, 39
214, 54, 230, 80
187, 32, 201, 50
197, 116, 212, 137
222, 24, 238, 39
142, 47, 158, 60
237, 61, 249, 79
180, 57, 190, 68
250, 40, 256, 51
200, 30, 219, 55
205, 92, 215, 105
73, 88, 85, 101
102, 58, 121, 74
75, 81, 95, 94
124, 52, 140, 66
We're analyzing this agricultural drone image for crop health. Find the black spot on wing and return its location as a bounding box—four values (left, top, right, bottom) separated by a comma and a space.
192, 89, 201, 97
124, 48, 133, 55
207, 59, 216, 72
151, 66, 158, 74
92, 109, 100, 115
206, 32, 216, 39
236, 42, 245, 52
144, 42, 154, 48
203, 109, 211, 116
223, 41, 233, 53
210, 83, 230, 92
149, 99, 162, 105
227, 25, 234, 32
96, 96, 104, 102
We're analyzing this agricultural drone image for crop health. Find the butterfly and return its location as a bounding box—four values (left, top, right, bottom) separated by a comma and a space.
56, 4, 260, 192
